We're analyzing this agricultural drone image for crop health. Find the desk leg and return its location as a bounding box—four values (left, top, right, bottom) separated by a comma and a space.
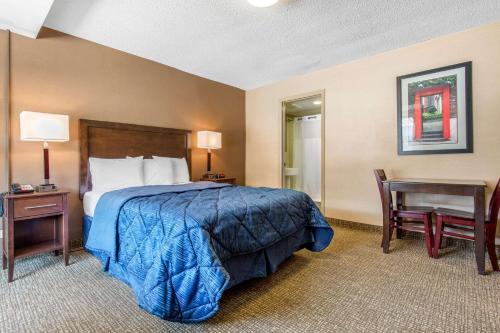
382, 183, 391, 254
474, 187, 486, 275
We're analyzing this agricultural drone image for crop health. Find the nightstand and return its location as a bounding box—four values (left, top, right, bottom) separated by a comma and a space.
200, 177, 236, 185
2, 191, 69, 282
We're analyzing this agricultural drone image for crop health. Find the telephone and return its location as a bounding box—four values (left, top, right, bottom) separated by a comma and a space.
11, 183, 35, 194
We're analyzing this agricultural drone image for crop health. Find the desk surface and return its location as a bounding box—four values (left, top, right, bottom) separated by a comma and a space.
383, 178, 486, 187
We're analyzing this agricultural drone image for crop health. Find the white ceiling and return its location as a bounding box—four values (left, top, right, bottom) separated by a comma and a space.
0, 0, 54, 38
3, 1, 500, 90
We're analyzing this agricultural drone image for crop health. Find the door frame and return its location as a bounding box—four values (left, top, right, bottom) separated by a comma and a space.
281, 90, 325, 213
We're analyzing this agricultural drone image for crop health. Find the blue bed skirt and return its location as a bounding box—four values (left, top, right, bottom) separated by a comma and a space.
83, 214, 318, 288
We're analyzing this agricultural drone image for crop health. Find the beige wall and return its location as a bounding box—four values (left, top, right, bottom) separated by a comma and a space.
0, 28, 245, 243
0, 29, 9, 192
246, 22, 500, 227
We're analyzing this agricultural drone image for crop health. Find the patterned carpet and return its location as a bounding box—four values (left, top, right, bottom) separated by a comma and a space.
1, 225, 499, 333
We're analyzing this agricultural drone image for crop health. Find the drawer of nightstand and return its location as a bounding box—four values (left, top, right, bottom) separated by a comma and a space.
13, 195, 63, 219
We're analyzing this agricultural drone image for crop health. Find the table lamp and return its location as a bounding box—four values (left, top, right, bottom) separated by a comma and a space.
20, 111, 69, 192
197, 130, 221, 178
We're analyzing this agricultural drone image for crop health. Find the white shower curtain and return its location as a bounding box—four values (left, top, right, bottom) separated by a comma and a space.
292, 115, 321, 202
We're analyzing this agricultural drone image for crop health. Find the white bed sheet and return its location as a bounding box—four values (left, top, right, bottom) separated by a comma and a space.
83, 191, 105, 217
83, 182, 194, 217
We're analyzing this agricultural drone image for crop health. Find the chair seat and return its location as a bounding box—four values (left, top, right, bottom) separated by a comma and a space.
435, 207, 492, 223
435, 207, 474, 219
398, 205, 434, 213
433, 178, 500, 270
392, 205, 434, 218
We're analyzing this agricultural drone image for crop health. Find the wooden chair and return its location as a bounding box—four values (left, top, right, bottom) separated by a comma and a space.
374, 169, 435, 257
433, 179, 499, 271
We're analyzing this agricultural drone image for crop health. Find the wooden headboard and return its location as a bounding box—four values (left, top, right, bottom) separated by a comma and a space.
79, 119, 191, 199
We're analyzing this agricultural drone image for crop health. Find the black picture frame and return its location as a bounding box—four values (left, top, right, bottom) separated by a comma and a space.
397, 61, 473, 155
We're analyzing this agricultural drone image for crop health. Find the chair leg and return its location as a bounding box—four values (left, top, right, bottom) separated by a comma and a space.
433, 216, 443, 259
381, 223, 395, 247
423, 215, 434, 258
486, 225, 499, 271
438, 222, 445, 249
396, 221, 403, 239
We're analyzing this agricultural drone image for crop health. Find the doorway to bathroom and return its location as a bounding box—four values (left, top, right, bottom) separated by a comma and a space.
282, 91, 325, 212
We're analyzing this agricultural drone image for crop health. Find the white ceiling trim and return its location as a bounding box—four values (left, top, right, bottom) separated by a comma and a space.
0, 0, 54, 38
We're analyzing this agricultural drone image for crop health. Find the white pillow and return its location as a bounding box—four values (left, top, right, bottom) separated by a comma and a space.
171, 157, 190, 183
144, 158, 175, 185
89, 157, 144, 192
126, 156, 177, 185
153, 156, 190, 184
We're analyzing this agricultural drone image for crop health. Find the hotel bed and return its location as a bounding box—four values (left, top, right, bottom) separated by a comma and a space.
79, 119, 333, 323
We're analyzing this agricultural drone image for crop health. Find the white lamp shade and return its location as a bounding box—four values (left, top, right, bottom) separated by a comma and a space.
197, 131, 221, 149
20, 111, 69, 142
248, 0, 279, 7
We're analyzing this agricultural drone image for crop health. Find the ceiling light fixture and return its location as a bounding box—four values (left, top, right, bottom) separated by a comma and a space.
248, 0, 279, 8
313, 101, 322, 105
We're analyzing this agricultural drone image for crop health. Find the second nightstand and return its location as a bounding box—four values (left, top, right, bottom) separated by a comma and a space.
2, 190, 69, 282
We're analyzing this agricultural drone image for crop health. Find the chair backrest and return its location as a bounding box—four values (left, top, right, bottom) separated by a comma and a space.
488, 178, 500, 225
373, 169, 392, 207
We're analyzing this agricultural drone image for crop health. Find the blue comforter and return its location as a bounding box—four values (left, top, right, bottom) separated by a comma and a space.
85, 182, 333, 322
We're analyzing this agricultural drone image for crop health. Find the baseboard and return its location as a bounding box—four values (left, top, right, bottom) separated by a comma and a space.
326, 217, 383, 232
326, 218, 500, 254
1, 220, 497, 252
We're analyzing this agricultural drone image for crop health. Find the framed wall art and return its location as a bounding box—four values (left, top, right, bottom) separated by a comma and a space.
397, 62, 472, 155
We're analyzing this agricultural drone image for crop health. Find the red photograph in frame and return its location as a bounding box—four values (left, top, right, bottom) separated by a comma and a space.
397, 62, 472, 155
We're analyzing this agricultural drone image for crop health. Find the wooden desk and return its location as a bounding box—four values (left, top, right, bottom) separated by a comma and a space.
381, 178, 487, 275
2, 191, 69, 282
